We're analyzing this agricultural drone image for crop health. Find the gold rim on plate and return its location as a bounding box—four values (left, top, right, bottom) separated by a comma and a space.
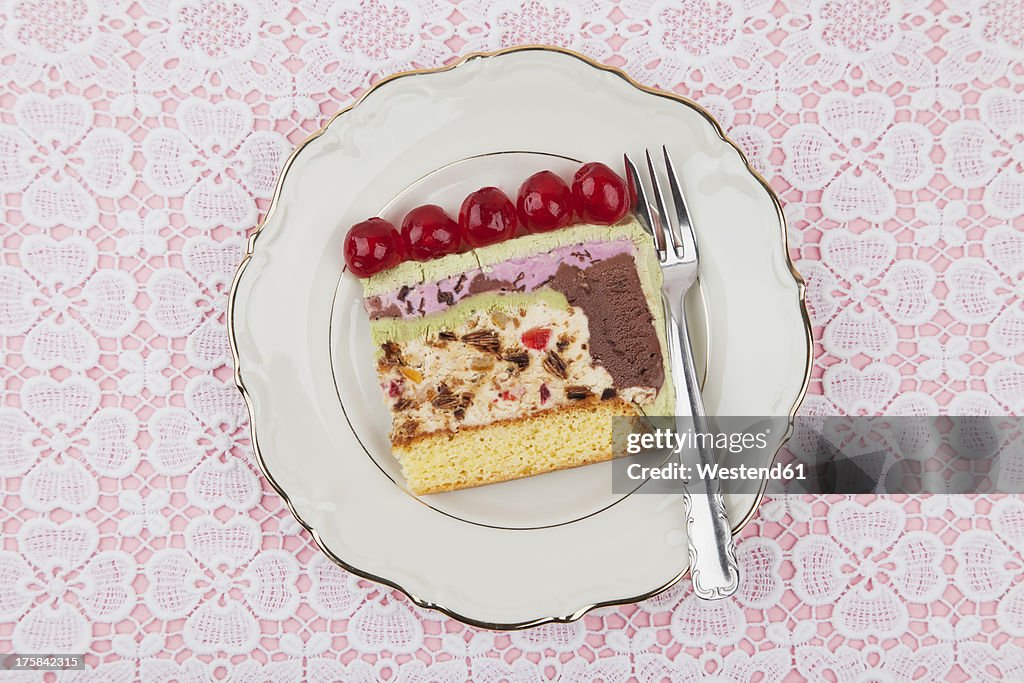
226, 44, 814, 630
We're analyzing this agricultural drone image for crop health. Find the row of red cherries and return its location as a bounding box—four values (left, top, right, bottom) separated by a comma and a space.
344, 162, 630, 277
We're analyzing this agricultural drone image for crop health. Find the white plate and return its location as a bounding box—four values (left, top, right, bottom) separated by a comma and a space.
229, 47, 811, 628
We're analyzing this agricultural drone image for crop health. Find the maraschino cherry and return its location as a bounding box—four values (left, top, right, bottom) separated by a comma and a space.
346, 164, 635, 275
520, 327, 551, 350
516, 170, 574, 232
343, 217, 404, 277
459, 187, 518, 247
571, 162, 630, 225
401, 204, 461, 261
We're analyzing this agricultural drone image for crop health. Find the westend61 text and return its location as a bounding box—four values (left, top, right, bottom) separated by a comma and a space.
625, 461, 806, 482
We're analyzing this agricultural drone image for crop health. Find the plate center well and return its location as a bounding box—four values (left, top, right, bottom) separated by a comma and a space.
330, 152, 708, 529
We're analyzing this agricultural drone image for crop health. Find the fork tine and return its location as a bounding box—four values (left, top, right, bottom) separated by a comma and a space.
624, 153, 666, 260
662, 145, 697, 261
645, 149, 683, 256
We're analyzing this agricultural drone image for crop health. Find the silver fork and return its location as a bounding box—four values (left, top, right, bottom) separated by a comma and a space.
625, 147, 740, 600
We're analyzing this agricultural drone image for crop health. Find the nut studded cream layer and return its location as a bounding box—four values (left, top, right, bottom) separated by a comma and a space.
361, 219, 674, 495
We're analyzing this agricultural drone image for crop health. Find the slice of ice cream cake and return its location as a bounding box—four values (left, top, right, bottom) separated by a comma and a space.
345, 164, 674, 494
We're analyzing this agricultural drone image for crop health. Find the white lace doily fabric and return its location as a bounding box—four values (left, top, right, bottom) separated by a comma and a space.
1, 0, 1023, 680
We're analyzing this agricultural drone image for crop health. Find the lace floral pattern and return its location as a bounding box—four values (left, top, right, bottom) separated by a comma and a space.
0, 0, 1022, 679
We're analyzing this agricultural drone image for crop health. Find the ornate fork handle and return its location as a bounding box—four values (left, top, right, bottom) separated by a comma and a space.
665, 293, 740, 599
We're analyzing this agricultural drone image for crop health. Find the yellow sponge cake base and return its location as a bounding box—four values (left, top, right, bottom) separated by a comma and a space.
394, 400, 643, 495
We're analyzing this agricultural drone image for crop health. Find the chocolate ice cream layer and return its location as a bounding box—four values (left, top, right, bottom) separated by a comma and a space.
548, 253, 664, 391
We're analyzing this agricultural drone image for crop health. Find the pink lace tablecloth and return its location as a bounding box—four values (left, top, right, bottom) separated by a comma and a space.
1, 1, 1023, 680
